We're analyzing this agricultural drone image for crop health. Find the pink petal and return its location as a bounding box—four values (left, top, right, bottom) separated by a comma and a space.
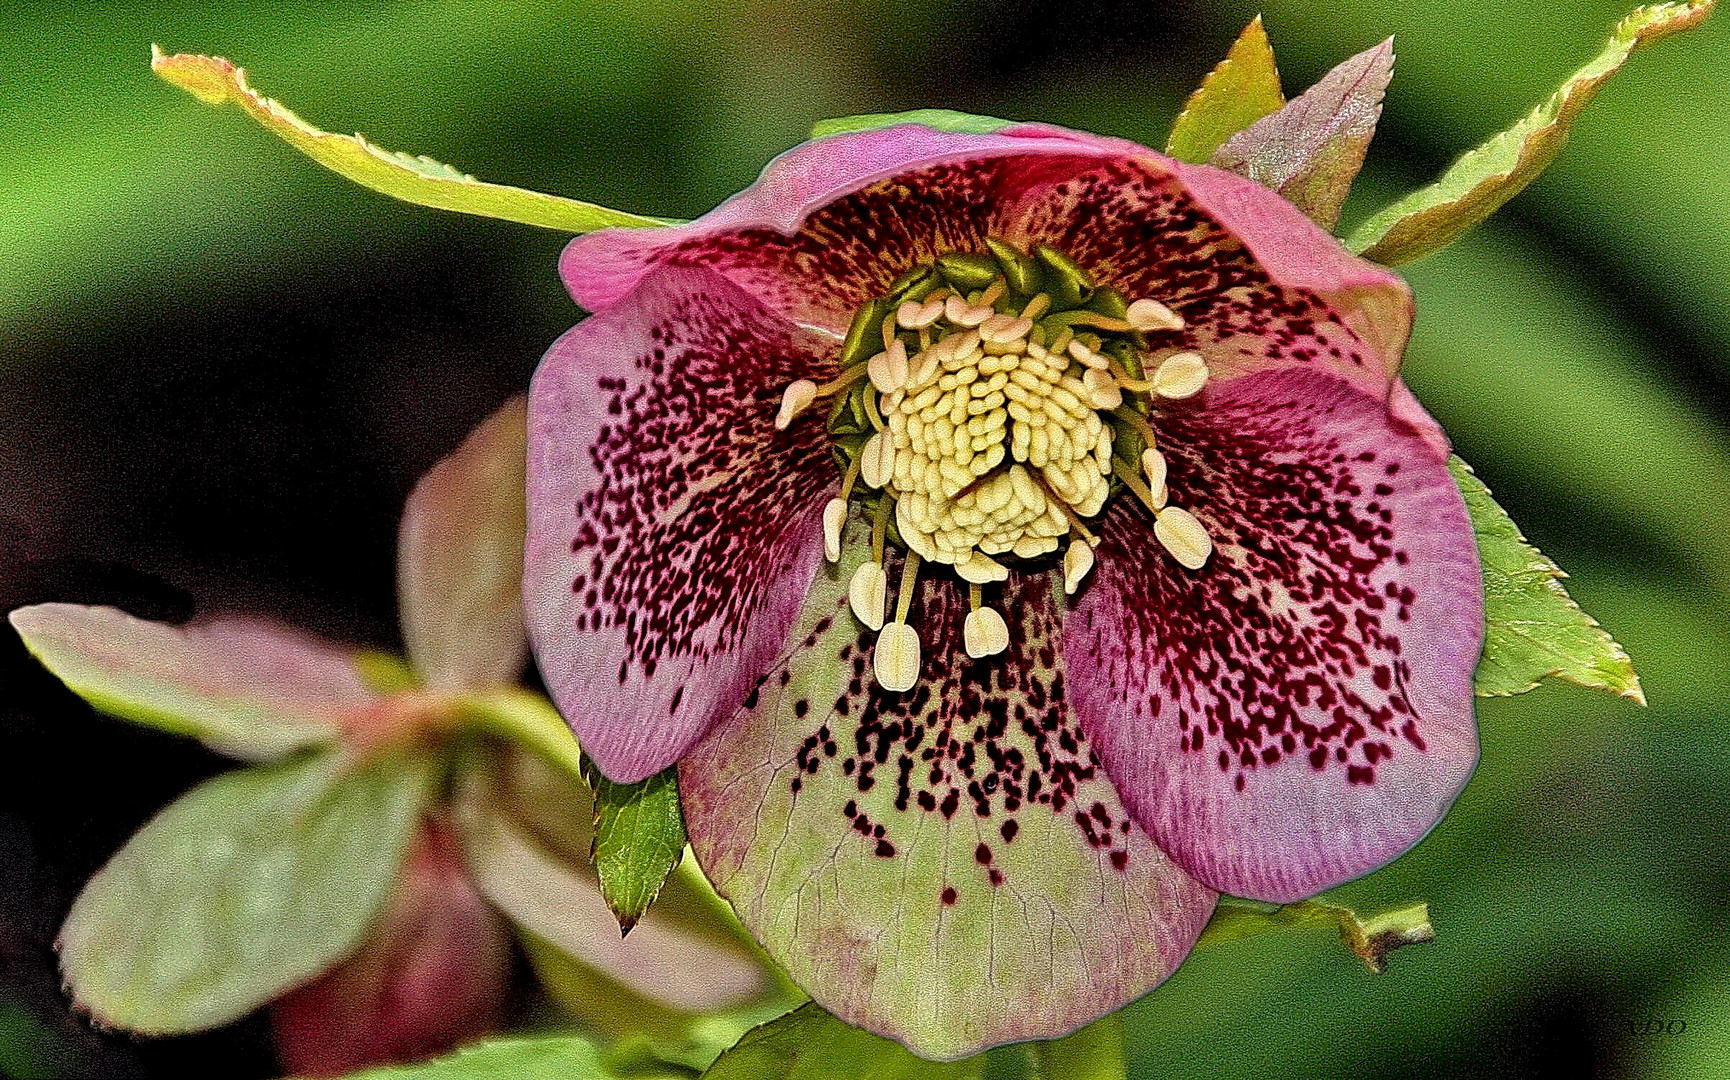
8, 603, 366, 760
270, 819, 511, 1078
397, 397, 530, 692
1210, 39, 1396, 231
559, 125, 1134, 332
1010, 148, 1412, 395
680, 558, 1216, 1060
1063, 366, 1481, 903
525, 267, 840, 783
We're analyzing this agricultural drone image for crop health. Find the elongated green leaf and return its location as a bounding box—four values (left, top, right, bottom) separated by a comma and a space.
585, 762, 688, 932
1196, 897, 1434, 974
1347, 1, 1715, 264
1165, 16, 1285, 164
60, 749, 434, 1034
325, 1034, 685, 1080
1452, 456, 1644, 701
398, 397, 529, 692
8, 603, 361, 762
810, 109, 1012, 140
703, 1003, 985, 1080
150, 48, 670, 234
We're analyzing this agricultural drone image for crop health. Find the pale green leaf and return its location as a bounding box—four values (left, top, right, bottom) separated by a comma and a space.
8, 603, 360, 762
1195, 896, 1434, 974
1347, 1, 1715, 265
151, 48, 671, 234
678, 516, 1215, 1061
1452, 456, 1644, 701
585, 763, 688, 932
810, 109, 1012, 140
398, 396, 528, 692
1165, 16, 1285, 164
60, 749, 434, 1034
322, 1034, 685, 1080
702, 1003, 985, 1080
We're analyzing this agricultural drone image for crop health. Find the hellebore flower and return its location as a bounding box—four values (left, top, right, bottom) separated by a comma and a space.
525, 118, 1482, 1056
10, 400, 770, 1076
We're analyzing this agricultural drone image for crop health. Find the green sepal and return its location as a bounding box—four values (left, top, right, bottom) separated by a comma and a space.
583, 759, 689, 933
1165, 16, 1286, 164
810, 108, 1013, 141
702, 1003, 985, 1079
151, 47, 674, 234
1196, 896, 1434, 974
1346, 2, 1715, 265
59, 748, 435, 1034
1452, 456, 1644, 702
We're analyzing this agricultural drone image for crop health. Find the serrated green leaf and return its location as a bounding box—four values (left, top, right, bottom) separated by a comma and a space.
320, 1033, 686, 1080
1195, 896, 1434, 974
7, 603, 361, 762
59, 749, 434, 1034
1347, 1, 1715, 265
810, 109, 1012, 140
150, 48, 672, 234
1165, 16, 1285, 164
702, 1003, 985, 1080
1452, 456, 1644, 701
585, 762, 688, 932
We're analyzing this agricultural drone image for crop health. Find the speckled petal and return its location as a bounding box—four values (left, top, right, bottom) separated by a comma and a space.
1063, 366, 1481, 904
679, 525, 1217, 1061
560, 125, 1136, 333
1009, 143, 1413, 396
525, 266, 840, 784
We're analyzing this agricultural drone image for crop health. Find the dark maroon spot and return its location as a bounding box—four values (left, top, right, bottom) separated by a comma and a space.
974, 843, 993, 865
1000, 819, 1019, 844
941, 886, 958, 906
1110, 850, 1129, 871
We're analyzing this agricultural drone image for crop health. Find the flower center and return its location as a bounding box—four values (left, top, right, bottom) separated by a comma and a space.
775, 237, 1215, 691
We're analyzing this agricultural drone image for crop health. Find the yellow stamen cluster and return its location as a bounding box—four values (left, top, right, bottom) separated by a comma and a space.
775, 240, 1220, 691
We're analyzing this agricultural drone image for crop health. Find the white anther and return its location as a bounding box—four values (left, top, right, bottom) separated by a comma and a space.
898, 298, 942, 330
868, 340, 909, 393
1068, 339, 1111, 370
849, 561, 887, 630
1126, 297, 1186, 332
822, 498, 847, 562
955, 551, 1009, 584
874, 622, 922, 691
1082, 367, 1123, 410
775, 379, 818, 429
979, 314, 1033, 345
1141, 447, 1167, 493
860, 431, 895, 489
1152, 351, 1210, 399
1063, 539, 1095, 595
1154, 505, 1213, 570
963, 606, 1010, 659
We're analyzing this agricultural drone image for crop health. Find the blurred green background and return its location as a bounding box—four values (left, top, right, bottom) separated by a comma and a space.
2, 1, 1726, 1077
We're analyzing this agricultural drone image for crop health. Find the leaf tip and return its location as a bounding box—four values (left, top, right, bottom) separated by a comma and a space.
150, 47, 243, 107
